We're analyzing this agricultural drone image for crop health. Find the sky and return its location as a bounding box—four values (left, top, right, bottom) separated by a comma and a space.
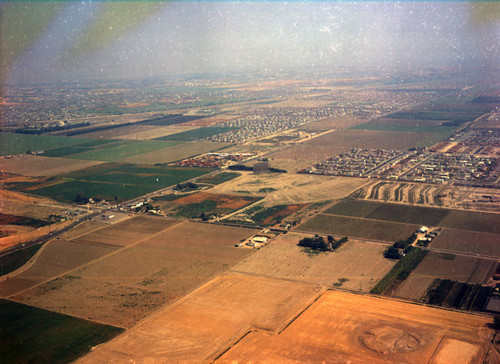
1, 1, 499, 84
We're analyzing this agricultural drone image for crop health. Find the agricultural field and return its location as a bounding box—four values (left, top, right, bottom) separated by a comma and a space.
195, 171, 241, 185
12, 163, 212, 202
77, 273, 320, 363
74, 124, 197, 140
351, 118, 456, 134
269, 129, 445, 162
156, 126, 237, 141
0, 299, 123, 364
208, 172, 367, 205
325, 199, 450, 226
431, 229, 500, 257
395, 252, 497, 301
299, 116, 366, 131
298, 213, 418, 242
120, 141, 229, 165
0, 133, 99, 156
217, 290, 493, 364
155, 191, 260, 219
0, 155, 103, 177
13, 222, 257, 328
65, 140, 180, 162
232, 233, 395, 292
440, 210, 500, 234
352, 180, 500, 212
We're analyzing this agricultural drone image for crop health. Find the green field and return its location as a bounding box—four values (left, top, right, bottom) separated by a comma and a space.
325, 200, 449, 226
26, 164, 212, 202
196, 172, 241, 185
0, 299, 123, 363
371, 247, 428, 295
384, 110, 483, 122
66, 140, 180, 162
298, 214, 418, 242
40, 139, 120, 157
0, 133, 99, 156
156, 126, 237, 141
351, 122, 455, 134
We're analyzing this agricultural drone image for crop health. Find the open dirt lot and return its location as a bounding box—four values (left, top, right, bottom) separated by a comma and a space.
395, 252, 497, 301
119, 141, 229, 164
218, 290, 493, 363
77, 273, 320, 363
298, 213, 418, 242
170, 191, 258, 210
74, 124, 195, 140
232, 232, 395, 292
431, 229, 500, 257
269, 129, 440, 162
208, 172, 367, 205
13, 222, 257, 328
0, 155, 103, 177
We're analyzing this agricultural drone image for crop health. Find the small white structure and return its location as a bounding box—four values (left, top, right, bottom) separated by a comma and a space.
418, 226, 429, 233
253, 236, 268, 243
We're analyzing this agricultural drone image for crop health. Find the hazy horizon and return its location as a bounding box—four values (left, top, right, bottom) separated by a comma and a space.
1, 1, 499, 84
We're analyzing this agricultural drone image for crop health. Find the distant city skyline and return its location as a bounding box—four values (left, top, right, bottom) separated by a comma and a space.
2, 1, 499, 84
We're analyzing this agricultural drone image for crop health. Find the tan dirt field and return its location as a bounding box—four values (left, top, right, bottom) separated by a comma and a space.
431, 228, 500, 257
105, 125, 197, 140
269, 99, 334, 108
13, 222, 257, 327
119, 141, 229, 164
217, 290, 493, 363
208, 172, 368, 205
300, 116, 367, 131
77, 273, 321, 363
0, 221, 71, 252
177, 114, 238, 126
232, 233, 396, 292
395, 252, 497, 301
269, 129, 438, 162
0, 155, 104, 177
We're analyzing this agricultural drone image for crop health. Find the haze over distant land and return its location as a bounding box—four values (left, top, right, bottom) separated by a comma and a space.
1, 1, 499, 84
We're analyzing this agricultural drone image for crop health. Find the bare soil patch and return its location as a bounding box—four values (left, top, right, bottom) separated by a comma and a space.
232, 233, 395, 292
218, 290, 492, 363
0, 156, 103, 177
14, 223, 257, 328
172, 191, 257, 210
208, 172, 367, 205
77, 274, 319, 363
300, 116, 367, 131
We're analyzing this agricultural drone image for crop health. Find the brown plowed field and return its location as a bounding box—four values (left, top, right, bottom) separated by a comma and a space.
395, 252, 497, 301
232, 233, 395, 292
298, 213, 418, 242
14, 223, 257, 328
300, 116, 366, 131
218, 290, 493, 363
77, 274, 320, 363
431, 229, 500, 257
0, 155, 103, 177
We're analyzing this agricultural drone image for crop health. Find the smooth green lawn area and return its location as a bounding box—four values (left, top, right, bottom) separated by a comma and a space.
156, 126, 237, 141
0, 299, 123, 364
67, 140, 181, 161
29, 164, 212, 202
0, 133, 98, 156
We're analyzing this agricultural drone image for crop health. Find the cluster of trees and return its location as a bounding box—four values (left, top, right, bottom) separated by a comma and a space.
384, 233, 416, 259
174, 182, 199, 191
298, 234, 348, 251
